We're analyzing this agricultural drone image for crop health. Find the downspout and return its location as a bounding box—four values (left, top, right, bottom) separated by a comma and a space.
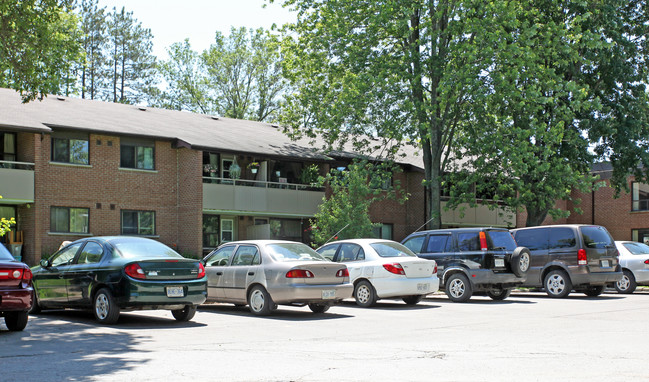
591, 184, 595, 225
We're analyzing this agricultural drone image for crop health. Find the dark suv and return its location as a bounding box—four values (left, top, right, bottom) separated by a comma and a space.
511, 224, 622, 298
401, 228, 530, 302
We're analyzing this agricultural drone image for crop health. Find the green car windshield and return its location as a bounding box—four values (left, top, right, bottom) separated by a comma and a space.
112, 239, 183, 259
266, 243, 327, 262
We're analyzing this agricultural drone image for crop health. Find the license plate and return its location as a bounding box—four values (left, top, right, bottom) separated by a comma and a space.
495, 259, 505, 268
417, 283, 430, 292
601, 260, 610, 268
322, 289, 336, 299
166, 286, 184, 298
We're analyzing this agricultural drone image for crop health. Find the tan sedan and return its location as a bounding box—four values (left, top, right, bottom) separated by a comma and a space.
202, 240, 353, 315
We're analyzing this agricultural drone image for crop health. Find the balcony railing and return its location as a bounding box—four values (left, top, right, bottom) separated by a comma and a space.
202, 177, 324, 192
0, 160, 35, 170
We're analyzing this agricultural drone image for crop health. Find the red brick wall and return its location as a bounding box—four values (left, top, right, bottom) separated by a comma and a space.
26, 133, 203, 264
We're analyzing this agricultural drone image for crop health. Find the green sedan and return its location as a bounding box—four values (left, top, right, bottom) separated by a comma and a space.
31, 236, 206, 324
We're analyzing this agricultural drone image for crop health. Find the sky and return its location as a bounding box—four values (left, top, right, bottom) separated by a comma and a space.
96, 0, 296, 59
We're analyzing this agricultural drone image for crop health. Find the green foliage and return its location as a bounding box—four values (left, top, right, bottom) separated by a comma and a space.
0, 196, 15, 237
309, 160, 406, 246
148, 39, 215, 113
299, 164, 319, 185
0, 0, 83, 102
202, 27, 287, 121
449, 0, 649, 226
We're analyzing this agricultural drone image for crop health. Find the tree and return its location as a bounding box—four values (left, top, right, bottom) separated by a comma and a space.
0, 0, 83, 102
104, 6, 156, 104
76, 0, 108, 99
310, 160, 404, 246
448, 0, 649, 226
202, 27, 286, 121
278, 1, 502, 229
148, 39, 215, 114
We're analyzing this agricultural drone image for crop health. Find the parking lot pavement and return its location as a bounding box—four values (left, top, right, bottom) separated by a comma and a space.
2, 291, 648, 382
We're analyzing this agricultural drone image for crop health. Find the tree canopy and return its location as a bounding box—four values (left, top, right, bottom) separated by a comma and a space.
278, 0, 649, 227
0, 0, 83, 102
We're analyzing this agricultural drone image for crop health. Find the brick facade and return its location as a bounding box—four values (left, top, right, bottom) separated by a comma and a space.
18, 132, 203, 264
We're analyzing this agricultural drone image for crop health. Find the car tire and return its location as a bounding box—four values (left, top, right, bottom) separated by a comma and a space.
615, 270, 637, 294
4, 311, 29, 331
445, 273, 473, 303
30, 289, 42, 314
544, 270, 572, 298
94, 288, 120, 324
248, 285, 273, 316
354, 280, 377, 308
402, 295, 424, 305
171, 305, 197, 321
308, 303, 330, 314
511, 247, 531, 277
583, 285, 606, 297
487, 288, 512, 301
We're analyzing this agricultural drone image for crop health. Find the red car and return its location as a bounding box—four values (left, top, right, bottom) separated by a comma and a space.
0, 244, 33, 331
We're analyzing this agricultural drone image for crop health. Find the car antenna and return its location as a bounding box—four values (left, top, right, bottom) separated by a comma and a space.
413, 217, 436, 233
324, 224, 349, 245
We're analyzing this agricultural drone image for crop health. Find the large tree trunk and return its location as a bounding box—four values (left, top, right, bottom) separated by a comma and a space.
525, 206, 549, 227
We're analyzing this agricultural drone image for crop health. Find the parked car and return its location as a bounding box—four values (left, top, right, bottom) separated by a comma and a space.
613, 241, 649, 294
0, 244, 33, 331
202, 240, 353, 315
316, 239, 439, 307
401, 228, 530, 302
511, 225, 622, 298
31, 237, 207, 324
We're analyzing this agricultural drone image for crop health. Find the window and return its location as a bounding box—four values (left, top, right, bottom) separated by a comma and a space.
370, 242, 416, 258
51, 132, 89, 164
269, 218, 302, 241
203, 215, 220, 247
120, 139, 154, 170
403, 236, 425, 254
231, 245, 260, 266
372, 224, 393, 240
513, 229, 549, 251
50, 243, 83, 266
316, 244, 339, 261
337, 244, 365, 262
205, 246, 236, 266
549, 228, 576, 249
426, 235, 451, 253
0, 132, 16, 161
51, 207, 89, 233
457, 232, 480, 252
486, 230, 518, 251
581, 226, 613, 249
632, 229, 649, 244
77, 242, 103, 264
121, 210, 155, 235
632, 182, 649, 211
221, 218, 234, 242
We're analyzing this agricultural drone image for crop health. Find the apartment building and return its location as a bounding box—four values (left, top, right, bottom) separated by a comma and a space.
0, 88, 514, 265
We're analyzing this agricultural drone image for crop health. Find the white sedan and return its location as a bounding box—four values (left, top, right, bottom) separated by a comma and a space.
316, 239, 439, 307
614, 241, 649, 294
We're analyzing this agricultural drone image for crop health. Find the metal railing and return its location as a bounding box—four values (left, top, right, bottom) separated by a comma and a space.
0, 160, 35, 170
202, 176, 324, 192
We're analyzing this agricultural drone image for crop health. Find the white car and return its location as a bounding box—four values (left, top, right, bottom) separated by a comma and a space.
316, 239, 439, 307
614, 241, 649, 294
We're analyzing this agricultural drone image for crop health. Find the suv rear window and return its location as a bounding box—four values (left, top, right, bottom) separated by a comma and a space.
549, 227, 576, 249
581, 226, 614, 249
457, 233, 480, 251
487, 230, 517, 251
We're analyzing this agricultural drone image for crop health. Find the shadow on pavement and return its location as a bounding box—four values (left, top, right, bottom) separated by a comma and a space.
0, 312, 145, 381
337, 300, 442, 311
199, 303, 354, 320
423, 294, 538, 305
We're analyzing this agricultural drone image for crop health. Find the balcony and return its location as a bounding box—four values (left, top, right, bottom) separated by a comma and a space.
203, 177, 325, 217
0, 160, 34, 204
441, 199, 515, 227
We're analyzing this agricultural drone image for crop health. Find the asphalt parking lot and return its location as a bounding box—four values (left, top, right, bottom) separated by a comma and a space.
2, 290, 648, 382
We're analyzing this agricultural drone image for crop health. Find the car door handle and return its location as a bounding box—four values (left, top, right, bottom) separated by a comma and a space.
248, 272, 255, 276
216, 272, 223, 276
58, 274, 65, 279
